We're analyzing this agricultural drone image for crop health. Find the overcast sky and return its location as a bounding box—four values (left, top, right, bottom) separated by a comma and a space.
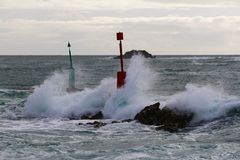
1, 0, 240, 55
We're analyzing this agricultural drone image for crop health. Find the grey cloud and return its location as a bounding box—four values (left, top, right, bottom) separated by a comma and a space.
1, 16, 240, 55
1, 0, 240, 55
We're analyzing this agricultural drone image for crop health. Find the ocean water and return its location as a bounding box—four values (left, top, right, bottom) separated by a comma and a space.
0, 55, 240, 159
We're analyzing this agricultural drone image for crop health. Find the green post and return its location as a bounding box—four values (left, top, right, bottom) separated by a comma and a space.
69, 67, 75, 89
67, 42, 75, 90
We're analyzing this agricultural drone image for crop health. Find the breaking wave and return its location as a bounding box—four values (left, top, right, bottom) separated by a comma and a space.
23, 55, 240, 122
24, 56, 155, 119
165, 84, 240, 123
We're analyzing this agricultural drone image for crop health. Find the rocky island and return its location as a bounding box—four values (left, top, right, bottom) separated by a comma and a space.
114, 50, 156, 59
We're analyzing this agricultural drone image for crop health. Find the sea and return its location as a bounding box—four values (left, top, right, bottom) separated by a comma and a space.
0, 55, 240, 160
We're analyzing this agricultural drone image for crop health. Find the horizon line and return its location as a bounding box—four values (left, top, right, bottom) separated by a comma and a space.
1, 54, 240, 56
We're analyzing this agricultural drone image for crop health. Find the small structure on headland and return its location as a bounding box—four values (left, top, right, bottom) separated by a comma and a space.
114, 50, 156, 59
66, 42, 81, 93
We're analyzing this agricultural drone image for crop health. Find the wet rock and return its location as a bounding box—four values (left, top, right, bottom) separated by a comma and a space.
114, 50, 155, 59
68, 111, 103, 120
155, 125, 178, 133
226, 106, 240, 117
81, 111, 103, 120
134, 102, 194, 132
134, 102, 161, 125
68, 115, 81, 120
111, 121, 119, 124
86, 121, 107, 128
121, 119, 133, 123
82, 119, 133, 128
78, 121, 106, 128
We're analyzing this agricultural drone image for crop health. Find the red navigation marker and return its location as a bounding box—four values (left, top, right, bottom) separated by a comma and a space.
116, 32, 126, 88
117, 32, 124, 41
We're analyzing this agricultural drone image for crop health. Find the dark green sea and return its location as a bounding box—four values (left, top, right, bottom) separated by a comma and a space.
0, 55, 240, 160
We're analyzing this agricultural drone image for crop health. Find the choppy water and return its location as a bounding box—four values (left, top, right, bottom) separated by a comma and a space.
0, 55, 240, 159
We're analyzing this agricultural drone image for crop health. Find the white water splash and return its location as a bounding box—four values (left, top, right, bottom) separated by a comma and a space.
24, 56, 155, 119
24, 56, 240, 122
165, 84, 240, 122
103, 56, 156, 119
24, 71, 115, 117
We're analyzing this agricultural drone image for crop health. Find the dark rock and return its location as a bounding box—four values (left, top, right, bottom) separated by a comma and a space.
81, 111, 103, 120
68, 111, 103, 120
134, 102, 161, 125
155, 125, 178, 133
86, 121, 107, 128
134, 102, 194, 132
68, 115, 81, 120
82, 119, 133, 128
226, 106, 240, 117
111, 121, 119, 124
114, 50, 155, 59
121, 119, 133, 123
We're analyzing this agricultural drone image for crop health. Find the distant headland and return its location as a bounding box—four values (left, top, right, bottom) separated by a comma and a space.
114, 50, 156, 59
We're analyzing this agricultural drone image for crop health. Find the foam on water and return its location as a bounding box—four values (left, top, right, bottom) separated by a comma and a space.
23, 55, 240, 122
103, 56, 156, 119
24, 73, 116, 117
24, 56, 155, 119
165, 84, 240, 122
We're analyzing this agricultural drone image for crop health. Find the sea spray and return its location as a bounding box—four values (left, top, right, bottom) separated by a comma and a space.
103, 56, 156, 119
66, 78, 115, 117
165, 84, 240, 122
24, 72, 115, 117
24, 71, 69, 117
24, 56, 155, 119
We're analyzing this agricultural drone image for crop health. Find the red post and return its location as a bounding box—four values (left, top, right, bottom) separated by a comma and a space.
116, 32, 126, 88
119, 41, 124, 72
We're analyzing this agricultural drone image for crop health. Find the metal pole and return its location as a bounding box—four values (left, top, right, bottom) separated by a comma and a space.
119, 40, 124, 72
67, 42, 75, 92
69, 49, 73, 69
68, 42, 73, 69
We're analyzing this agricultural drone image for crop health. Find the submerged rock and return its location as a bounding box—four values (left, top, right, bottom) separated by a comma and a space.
78, 121, 106, 128
81, 111, 103, 120
114, 50, 155, 59
68, 115, 81, 120
134, 102, 194, 132
78, 120, 132, 129
155, 125, 178, 133
68, 111, 103, 120
121, 119, 133, 123
86, 121, 107, 128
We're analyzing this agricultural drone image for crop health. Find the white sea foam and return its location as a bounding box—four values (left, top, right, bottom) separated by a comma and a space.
24, 56, 155, 119
24, 72, 116, 117
24, 56, 240, 122
103, 56, 156, 119
165, 84, 240, 122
